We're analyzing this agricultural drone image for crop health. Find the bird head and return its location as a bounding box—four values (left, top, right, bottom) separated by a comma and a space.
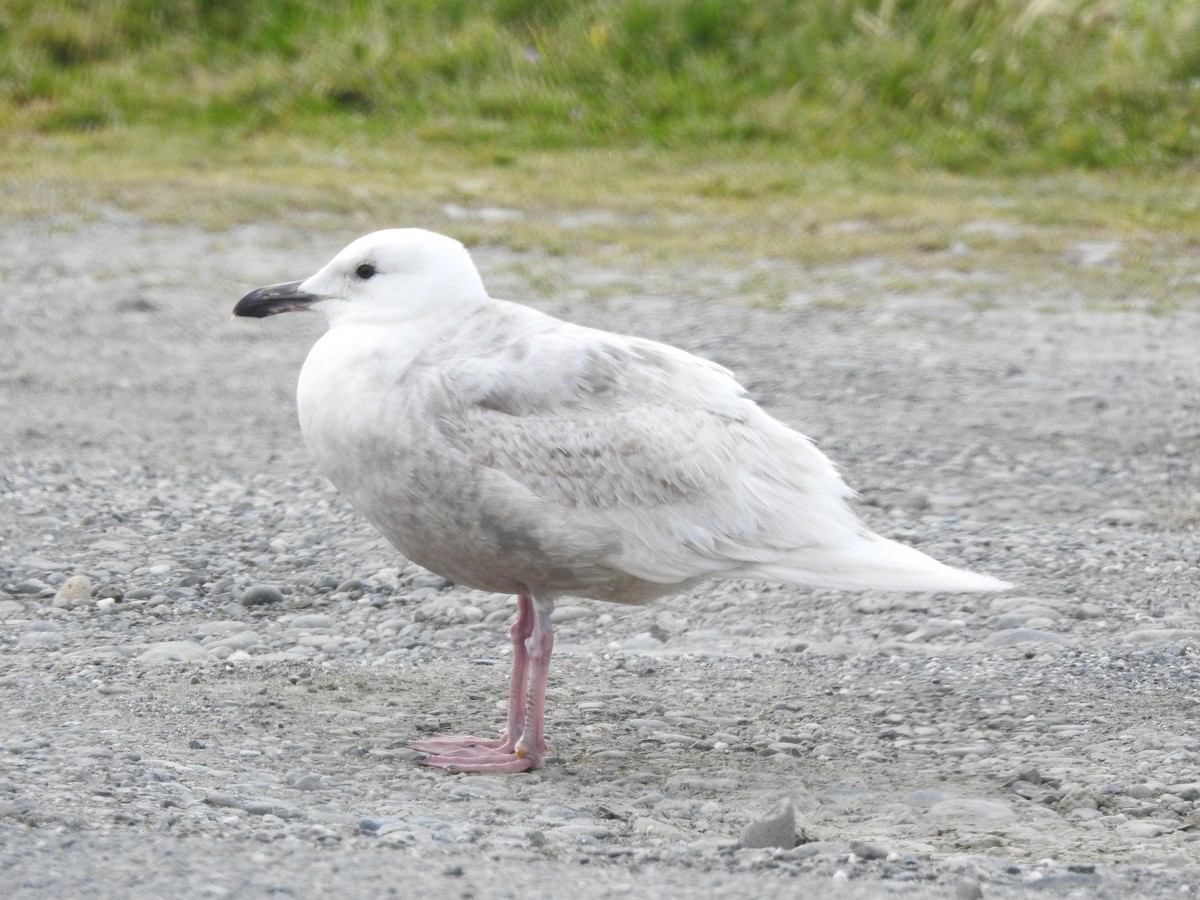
233, 229, 489, 326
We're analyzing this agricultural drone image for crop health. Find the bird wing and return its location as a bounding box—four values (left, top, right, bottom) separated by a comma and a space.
417, 302, 864, 586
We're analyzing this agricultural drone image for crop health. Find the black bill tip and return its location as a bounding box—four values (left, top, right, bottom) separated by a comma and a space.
233, 280, 319, 318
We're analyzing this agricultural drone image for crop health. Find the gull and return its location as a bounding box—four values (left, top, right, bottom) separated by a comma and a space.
234, 228, 1009, 773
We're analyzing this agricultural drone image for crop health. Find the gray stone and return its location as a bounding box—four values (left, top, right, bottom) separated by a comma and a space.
739, 801, 796, 849
1098, 508, 1155, 526
12, 579, 50, 595
18, 630, 63, 648
290, 613, 335, 629
850, 840, 889, 860
927, 798, 1015, 823
239, 584, 284, 606
52, 574, 93, 608
135, 641, 212, 664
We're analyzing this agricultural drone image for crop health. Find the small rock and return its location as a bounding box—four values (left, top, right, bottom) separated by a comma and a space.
1169, 783, 1200, 802
240, 584, 284, 606
901, 789, 948, 808
903, 618, 961, 642
411, 572, 453, 590
739, 801, 796, 849
1098, 508, 1154, 526
850, 840, 889, 860
12, 579, 50, 595
892, 490, 929, 512
291, 613, 335, 629
927, 798, 1014, 823
243, 800, 303, 819
97, 584, 124, 601
1121, 820, 1172, 838
551, 605, 595, 623
1058, 786, 1101, 814
1125, 629, 1200, 644
955, 880, 984, 900
135, 641, 212, 664
983, 628, 1066, 647
18, 630, 64, 648
52, 575, 93, 608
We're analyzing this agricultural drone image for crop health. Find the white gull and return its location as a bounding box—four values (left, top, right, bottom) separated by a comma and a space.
234, 228, 1009, 773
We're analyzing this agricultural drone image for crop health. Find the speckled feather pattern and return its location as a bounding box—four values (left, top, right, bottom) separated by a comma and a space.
289, 229, 1007, 608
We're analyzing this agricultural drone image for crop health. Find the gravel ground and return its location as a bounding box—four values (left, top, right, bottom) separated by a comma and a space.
2, 211, 1200, 898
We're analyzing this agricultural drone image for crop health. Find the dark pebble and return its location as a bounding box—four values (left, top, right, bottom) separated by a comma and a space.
240, 584, 284, 606
850, 840, 889, 860
314, 575, 341, 592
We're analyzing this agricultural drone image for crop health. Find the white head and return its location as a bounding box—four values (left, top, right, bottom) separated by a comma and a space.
234, 229, 489, 326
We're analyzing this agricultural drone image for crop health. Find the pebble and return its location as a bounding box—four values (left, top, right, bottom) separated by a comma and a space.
1121, 821, 1173, 838
239, 584, 284, 606
1098, 508, 1155, 526
6, 231, 1200, 896
12, 579, 51, 595
52, 574, 93, 608
550, 605, 594, 623
850, 840, 889, 860
135, 641, 212, 664
927, 798, 1015, 823
18, 630, 64, 648
1124, 628, 1200, 643
739, 802, 796, 849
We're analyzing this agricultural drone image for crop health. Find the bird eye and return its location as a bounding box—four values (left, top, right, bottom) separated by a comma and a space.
355, 263, 377, 280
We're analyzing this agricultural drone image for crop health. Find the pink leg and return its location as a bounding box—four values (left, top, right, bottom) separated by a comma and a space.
514, 602, 553, 760
411, 595, 554, 773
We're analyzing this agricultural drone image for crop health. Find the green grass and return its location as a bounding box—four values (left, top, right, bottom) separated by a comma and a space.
3, 0, 1200, 171
3, 2, 1200, 313
4, 128, 1197, 314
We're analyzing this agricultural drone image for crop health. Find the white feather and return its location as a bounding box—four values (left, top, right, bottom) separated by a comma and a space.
286, 229, 1010, 605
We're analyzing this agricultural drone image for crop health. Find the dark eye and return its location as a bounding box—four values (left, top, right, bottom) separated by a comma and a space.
355, 263, 377, 280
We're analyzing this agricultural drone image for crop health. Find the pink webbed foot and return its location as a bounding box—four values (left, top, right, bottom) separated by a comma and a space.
409, 734, 515, 754
415, 740, 545, 774
406, 594, 556, 775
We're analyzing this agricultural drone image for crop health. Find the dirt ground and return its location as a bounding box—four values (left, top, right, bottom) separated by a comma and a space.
2, 210, 1199, 898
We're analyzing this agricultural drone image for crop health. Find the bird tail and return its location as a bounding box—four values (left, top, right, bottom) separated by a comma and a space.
753, 533, 1010, 593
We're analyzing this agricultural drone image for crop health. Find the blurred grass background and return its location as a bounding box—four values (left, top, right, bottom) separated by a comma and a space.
4, 0, 1199, 169
1, 0, 1198, 300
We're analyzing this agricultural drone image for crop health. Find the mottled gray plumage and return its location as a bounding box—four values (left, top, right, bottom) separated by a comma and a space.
234, 228, 1008, 772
